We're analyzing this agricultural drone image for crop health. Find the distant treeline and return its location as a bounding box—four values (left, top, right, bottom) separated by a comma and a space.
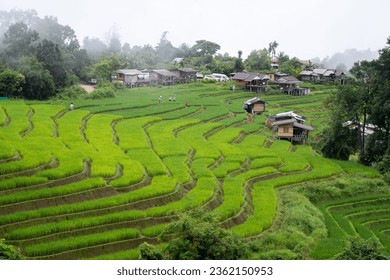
0, 9, 381, 100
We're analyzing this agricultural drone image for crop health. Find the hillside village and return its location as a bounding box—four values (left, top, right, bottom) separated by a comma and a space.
112, 65, 345, 94
1, 8, 389, 265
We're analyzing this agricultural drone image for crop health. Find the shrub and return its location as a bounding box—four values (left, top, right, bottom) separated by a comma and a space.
84, 86, 116, 99
335, 237, 387, 260
57, 86, 87, 100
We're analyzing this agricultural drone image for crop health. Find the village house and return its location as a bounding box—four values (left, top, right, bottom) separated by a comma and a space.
299, 68, 345, 84
267, 72, 288, 81
271, 75, 310, 96
170, 68, 198, 83
232, 72, 270, 92
343, 120, 377, 141
115, 69, 142, 86
114, 69, 150, 87
149, 69, 175, 86
268, 111, 314, 144
243, 97, 266, 115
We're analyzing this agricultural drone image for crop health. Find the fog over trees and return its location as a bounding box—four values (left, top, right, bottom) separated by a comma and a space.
0, 8, 383, 100
312, 48, 379, 72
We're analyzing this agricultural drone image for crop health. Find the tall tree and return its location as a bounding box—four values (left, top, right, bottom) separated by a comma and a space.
33, 16, 80, 53
0, 9, 38, 41
0, 68, 25, 98
320, 85, 364, 160
268, 40, 279, 58
360, 38, 390, 168
92, 54, 123, 81
322, 37, 390, 172
82, 36, 107, 59
18, 56, 55, 100
191, 40, 220, 57
2, 22, 39, 66
155, 31, 177, 65
37, 39, 67, 87
234, 50, 244, 72
244, 49, 271, 71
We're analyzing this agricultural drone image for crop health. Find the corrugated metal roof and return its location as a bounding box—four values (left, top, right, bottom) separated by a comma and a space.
245, 97, 265, 105
272, 119, 296, 126
274, 111, 306, 122
293, 122, 314, 131
324, 70, 335, 77
151, 69, 174, 77
116, 69, 143, 75
276, 76, 302, 84
272, 119, 314, 131
233, 72, 269, 81
232, 72, 251, 80
313, 68, 328, 75
178, 68, 198, 73
335, 69, 345, 77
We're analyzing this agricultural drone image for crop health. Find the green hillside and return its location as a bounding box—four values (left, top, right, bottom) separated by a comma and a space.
0, 82, 388, 260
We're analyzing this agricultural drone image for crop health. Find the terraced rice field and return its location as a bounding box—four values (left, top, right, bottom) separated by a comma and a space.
0, 83, 388, 259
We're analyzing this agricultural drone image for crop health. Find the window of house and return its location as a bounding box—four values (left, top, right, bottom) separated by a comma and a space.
283, 127, 289, 133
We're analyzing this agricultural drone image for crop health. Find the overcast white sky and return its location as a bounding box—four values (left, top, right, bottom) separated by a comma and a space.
1, 0, 389, 59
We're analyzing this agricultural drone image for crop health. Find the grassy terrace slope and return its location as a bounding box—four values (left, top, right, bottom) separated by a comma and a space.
0, 82, 388, 259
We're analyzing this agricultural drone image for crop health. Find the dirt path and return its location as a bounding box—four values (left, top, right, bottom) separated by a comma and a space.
78, 83, 95, 93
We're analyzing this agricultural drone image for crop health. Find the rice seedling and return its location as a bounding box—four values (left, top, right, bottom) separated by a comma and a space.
147, 119, 199, 158
0, 177, 106, 206
115, 117, 160, 150
126, 148, 167, 176
23, 228, 140, 257
162, 156, 191, 184
0, 176, 48, 191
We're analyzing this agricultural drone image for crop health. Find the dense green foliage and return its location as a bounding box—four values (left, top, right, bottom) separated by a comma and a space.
141, 211, 249, 260
335, 237, 387, 260
0, 9, 315, 100
0, 239, 23, 260
321, 37, 390, 175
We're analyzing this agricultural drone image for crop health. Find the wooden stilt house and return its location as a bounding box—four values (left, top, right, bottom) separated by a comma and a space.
269, 111, 314, 144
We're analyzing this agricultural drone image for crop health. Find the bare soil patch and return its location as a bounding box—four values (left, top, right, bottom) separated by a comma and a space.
78, 83, 95, 93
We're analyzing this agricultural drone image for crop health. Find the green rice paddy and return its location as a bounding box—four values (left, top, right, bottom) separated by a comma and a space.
0, 82, 388, 259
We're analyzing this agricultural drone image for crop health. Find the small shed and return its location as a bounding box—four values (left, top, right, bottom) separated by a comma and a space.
243, 97, 266, 115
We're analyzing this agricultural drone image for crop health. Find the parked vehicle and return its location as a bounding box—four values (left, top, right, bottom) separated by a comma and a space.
204, 73, 229, 81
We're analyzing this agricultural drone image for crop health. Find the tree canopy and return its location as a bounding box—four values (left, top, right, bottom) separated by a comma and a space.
321, 37, 390, 174
140, 210, 249, 260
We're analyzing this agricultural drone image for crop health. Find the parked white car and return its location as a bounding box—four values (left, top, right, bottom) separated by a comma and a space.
204, 73, 229, 81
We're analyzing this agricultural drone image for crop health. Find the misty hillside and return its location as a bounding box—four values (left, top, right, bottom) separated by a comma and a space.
311, 48, 379, 72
